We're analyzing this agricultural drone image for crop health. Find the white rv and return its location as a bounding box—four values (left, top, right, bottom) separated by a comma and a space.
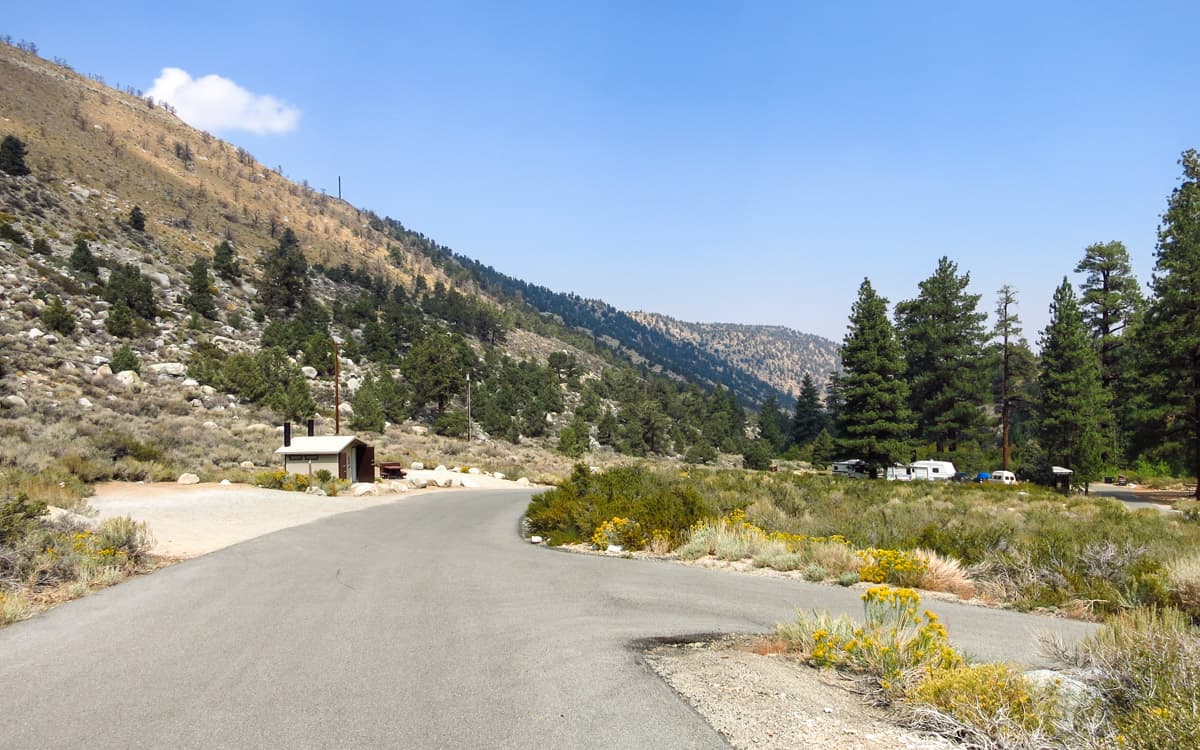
989, 470, 1017, 485
902, 460, 956, 481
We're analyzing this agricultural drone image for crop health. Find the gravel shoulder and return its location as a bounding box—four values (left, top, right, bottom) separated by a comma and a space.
645, 637, 955, 750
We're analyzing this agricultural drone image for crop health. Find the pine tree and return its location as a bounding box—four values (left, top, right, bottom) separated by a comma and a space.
1037, 278, 1110, 489
106, 299, 134, 338
791, 373, 828, 445
994, 285, 1022, 471
757, 394, 788, 454
42, 296, 74, 335
837, 278, 913, 473
895, 257, 989, 453
69, 237, 98, 278
1136, 149, 1200, 495
128, 206, 146, 232
1075, 241, 1143, 387
212, 240, 242, 280
809, 428, 837, 467
257, 228, 309, 314
186, 258, 217, 319
103, 263, 157, 319
0, 135, 30, 176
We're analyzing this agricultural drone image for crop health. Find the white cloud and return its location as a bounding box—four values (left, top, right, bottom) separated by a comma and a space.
147, 67, 300, 135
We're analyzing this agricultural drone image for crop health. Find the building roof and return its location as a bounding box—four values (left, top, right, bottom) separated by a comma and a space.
274, 435, 366, 455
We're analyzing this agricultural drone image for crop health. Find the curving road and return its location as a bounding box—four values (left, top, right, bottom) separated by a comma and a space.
0, 489, 1096, 749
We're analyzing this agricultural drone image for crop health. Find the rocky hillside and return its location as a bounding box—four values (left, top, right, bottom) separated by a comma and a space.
628, 312, 840, 400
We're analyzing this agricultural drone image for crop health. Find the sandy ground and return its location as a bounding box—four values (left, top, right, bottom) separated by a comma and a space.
89, 469, 527, 559
646, 637, 955, 750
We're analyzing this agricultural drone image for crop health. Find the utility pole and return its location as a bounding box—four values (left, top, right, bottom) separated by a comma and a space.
466, 373, 471, 443
338, 176, 341, 200
333, 339, 341, 435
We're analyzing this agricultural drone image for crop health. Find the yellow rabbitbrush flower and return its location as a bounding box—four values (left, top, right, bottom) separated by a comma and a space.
591, 517, 646, 551
778, 585, 963, 699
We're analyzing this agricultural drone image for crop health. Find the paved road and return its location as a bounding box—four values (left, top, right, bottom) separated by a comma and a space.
0, 489, 1096, 749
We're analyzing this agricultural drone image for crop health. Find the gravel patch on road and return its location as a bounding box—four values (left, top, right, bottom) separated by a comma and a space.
645, 636, 955, 750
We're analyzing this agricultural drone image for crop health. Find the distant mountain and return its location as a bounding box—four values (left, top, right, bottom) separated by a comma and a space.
628, 313, 840, 402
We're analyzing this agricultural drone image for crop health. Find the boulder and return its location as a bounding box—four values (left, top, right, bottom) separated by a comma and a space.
202, 421, 218, 429
516, 477, 531, 487
199, 385, 216, 397
461, 478, 478, 489
351, 483, 378, 497
27, 327, 44, 339
114, 370, 143, 390
410, 462, 425, 470
177, 473, 200, 485
409, 425, 428, 436
149, 272, 171, 288
91, 355, 111, 366
301, 366, 318, 379
78, 397, 93, 410
189, 398, 204, 410
147, 362, 187, 377
337, 402, 354, 416
94, 364, 113, 379
468, 467, 481, 475
1, 394, 28, 409
408, 478, 429, 489
219, 479, 232, 485
492, 472, 506, 481
182, 378, 199, 387
239, 461, 255, 469
435, 465, 447, 472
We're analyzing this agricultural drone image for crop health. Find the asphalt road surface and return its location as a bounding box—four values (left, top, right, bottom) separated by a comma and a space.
0, 489, 1097, 749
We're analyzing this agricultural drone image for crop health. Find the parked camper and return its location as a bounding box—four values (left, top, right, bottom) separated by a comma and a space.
906, 460, 956, 481
989, 470, 1017, 485
831, 459, 871, 479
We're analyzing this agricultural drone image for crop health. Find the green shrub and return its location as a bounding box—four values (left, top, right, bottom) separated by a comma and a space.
41, 296, 75, 335
105, 299, 134, 337
433, 410, 468, 438
315, 469, 333, 484
95, 516, 154, 565
110, 345, 140, 375
0, 493, 47, 543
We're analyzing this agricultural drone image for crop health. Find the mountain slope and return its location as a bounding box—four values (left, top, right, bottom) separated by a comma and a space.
628, 312, 840, 400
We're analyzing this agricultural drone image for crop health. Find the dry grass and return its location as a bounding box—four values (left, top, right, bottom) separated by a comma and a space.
914, 548, 977, 599
1167, 552, 1200, 617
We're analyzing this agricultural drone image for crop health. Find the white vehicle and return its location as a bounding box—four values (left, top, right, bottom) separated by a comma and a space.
989, 470, 1017, 485
904, 460, 956, 481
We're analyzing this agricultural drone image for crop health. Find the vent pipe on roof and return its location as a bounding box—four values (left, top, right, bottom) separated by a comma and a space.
283, 422, 291, 447
306, 418, 315, 437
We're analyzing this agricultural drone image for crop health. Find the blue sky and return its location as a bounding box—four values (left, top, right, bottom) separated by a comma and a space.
7, 2, 1197, 342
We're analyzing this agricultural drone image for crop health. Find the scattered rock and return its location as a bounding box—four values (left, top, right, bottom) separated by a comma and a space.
516, 477, 531, 487
409, 425, 428, 436
468, 467, 481, 475
301, 366, 318, 379
408, 478, 429, 489
177, 473, 200, 485
78, 397, 93, 410
202, 421, 218, 429
240, 461, 255, 469
199, 385, 216, 397
337, 402, 354, 416
351, 483, 378, 496
530, 536, 543, 544
182, 378, 199, 387
410, 462, 425, 470
493, 472, 506, 481
114, 370, 143, 390
147, 362, 187, 377
189, 398, 204, 410
219, 479, 232, 485
435, 464, 447, 472
27, 327, 44, 339
1, 395, 28, 409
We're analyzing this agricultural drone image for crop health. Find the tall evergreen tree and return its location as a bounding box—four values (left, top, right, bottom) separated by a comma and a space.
1037, 278, 1110, 489
757, 394, 788, 454
836, 278, 912, 473
895, 257, 989, 453
791, 373, 828, 445
258, 228, 309, 314
1075, 241, 1144, 389
994, 285, 1023, 471
1136, 149, 1200, 496
212, 240, 242, 280
0, 135, 30, 176
185, 257, 217, 319
69, 237, 98, 278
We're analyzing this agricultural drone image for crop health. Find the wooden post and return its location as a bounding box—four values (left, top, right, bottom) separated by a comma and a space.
333, 339, 340, 436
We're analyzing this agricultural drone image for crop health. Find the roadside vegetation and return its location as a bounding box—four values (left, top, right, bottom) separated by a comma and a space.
777, 586, 1200, 749
529, 466, 1200, 620
0, 493, 154, 626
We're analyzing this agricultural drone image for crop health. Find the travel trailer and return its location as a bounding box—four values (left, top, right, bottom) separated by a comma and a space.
989, 470, 1017, 485
886, 459, 957, 481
